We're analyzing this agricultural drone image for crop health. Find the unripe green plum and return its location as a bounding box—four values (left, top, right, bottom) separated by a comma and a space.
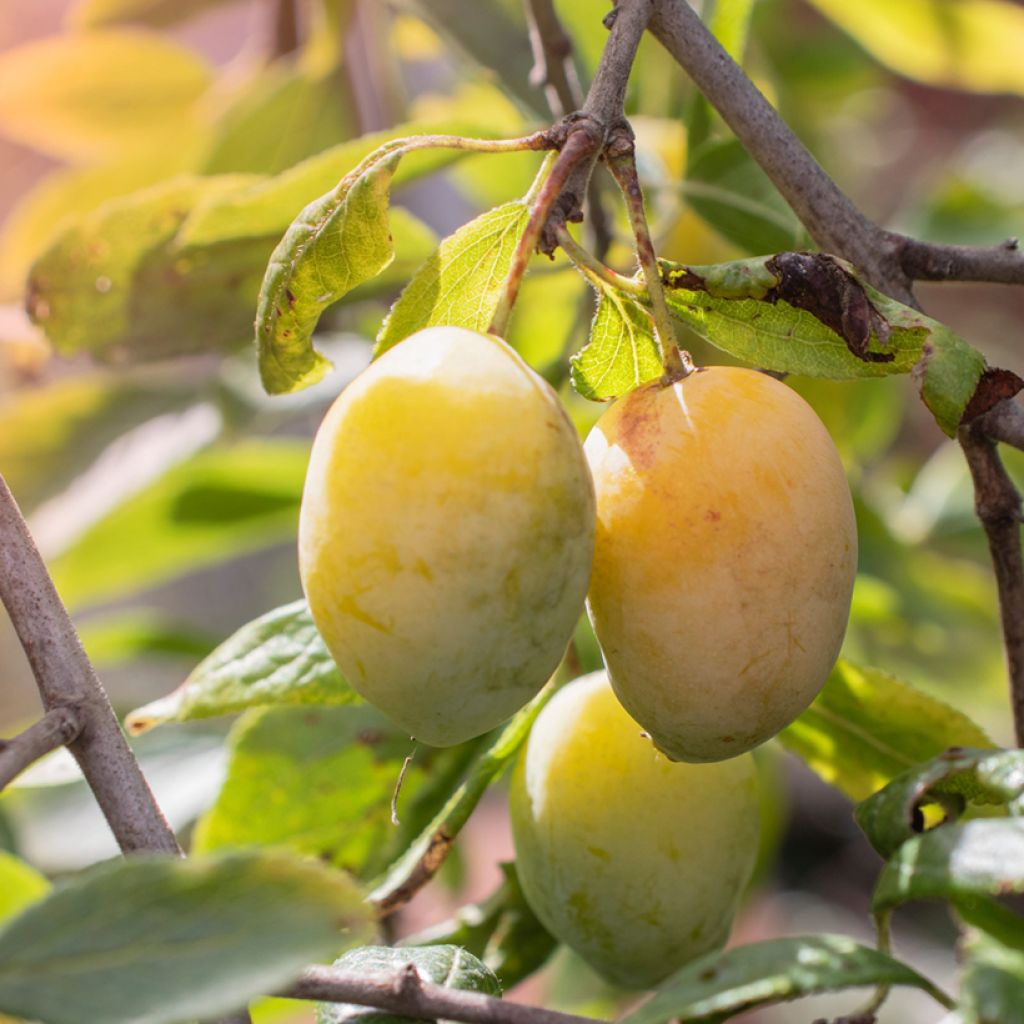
510, 671, 759, 989
585, 366, 857, 762
299, 326, 595, 747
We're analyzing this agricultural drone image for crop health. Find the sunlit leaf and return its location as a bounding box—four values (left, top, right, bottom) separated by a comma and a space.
778, 659, 993, 802
255, 142, 405, 393
126, 601, 355, 735
0, 151, 200, 298
855, 747, 1023, 858
622, 935, 949, 1024
181, 121, 486, 249
49, 440, 307, 611
0, 851, 373, 1024
202, 62, 357, 176
27, 175, 264, 361
569, 290, 661, 401
0, 30, 211, 161
317, 945, 501, 1024
375, 201, 530, 355
807, 0, 1024, 96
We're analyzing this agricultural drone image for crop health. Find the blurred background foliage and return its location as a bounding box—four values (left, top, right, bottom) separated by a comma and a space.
0, 1, 1023, 1021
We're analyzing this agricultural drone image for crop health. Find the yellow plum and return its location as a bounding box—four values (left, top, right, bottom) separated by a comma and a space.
299, 326, 595, 747
510, 671, 760, 988
585, 366, 857, 762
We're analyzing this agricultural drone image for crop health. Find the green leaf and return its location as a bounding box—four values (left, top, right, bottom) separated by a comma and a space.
255, 142, 405, 393
806, 0, 1024, 97
405, 863, 557, 991
0, 372, 195, 512
872, 820, 1024, 913
685, 139, 805, 254
49, 440, 307, 611
201, 62, 357, 176
126, 600, 355, 734
621, 935, 949, 1024
317, 945, 501, 1024
778, 659, 993, 802
78, 609, 216, 668
375, 200, 530, 356
658, 253, 990, 435
961, 930, 1024, 1024
570, 289, 662, 401
0, 850, 372, 1024
27, 175, 266, 361
0, 150, 199, 295
179, 122, 481, 250
855, 748, 1024, 859
0, 852, 49, 926
0, 30, 211, 162
369, 683, 555, 914
193, 704, 444, 878
68, 0, 238, 28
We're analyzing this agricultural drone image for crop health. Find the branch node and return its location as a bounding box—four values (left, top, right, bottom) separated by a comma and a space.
396, 962, 422, 998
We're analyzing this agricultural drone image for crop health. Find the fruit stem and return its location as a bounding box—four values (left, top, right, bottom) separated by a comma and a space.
606, 151, 690, 381
554, 224, 644, 296
489, 128, 602, 338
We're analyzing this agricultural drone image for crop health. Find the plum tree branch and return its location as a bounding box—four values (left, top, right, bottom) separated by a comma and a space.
0, 706, 81, 792
283, 965, 605, 1024
646, 0, 1024, 299
0, 475, 181, 855
525, 0, 582, 118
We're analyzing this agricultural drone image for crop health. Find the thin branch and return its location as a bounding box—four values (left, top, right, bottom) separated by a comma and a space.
960, 418, 1024, 746
0, 706, 81, 792
582, 0, 655, 123
555, 224, 643, 294
283, 965, 604, 1024
0, 475, 181, 855
270, 0, 299, 59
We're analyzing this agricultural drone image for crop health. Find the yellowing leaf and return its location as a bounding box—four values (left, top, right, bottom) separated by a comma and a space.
0, 30, 211, 161
0, 150, 201, 298
808, 0, 1024, 95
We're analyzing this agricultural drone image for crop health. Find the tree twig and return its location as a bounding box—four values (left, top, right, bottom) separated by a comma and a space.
0, 475, 181, 855
897, 236, 1024, 285
0, 706, 81, 792
283, 965, 604, 1024
960, 417, 1024, 746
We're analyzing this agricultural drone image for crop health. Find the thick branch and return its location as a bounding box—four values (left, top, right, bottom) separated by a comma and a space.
284, 965, 603, 1024
0, 706, 81, 791
897, 236, 1024, 285
647, 0, 910, 301
0, 476, 181, 855
960, 418, 1024, 745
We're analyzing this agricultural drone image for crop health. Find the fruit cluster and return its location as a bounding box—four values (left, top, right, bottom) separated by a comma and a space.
299, 325, 857, 988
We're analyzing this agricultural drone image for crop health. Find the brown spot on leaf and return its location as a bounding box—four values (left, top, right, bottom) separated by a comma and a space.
285, 288, 297, 307
765, 252, 894, 363
961, 367, 1024, 424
